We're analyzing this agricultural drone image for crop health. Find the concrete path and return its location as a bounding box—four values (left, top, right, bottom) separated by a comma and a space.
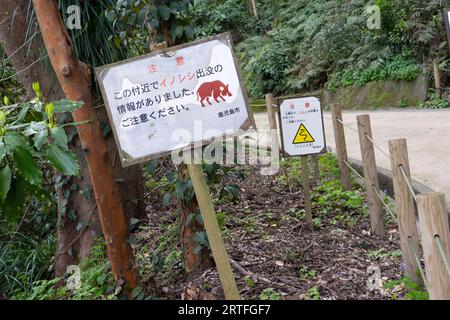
253, 109, 450, 200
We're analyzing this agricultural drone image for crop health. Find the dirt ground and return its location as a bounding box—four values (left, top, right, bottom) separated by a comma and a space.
139, 159, 404, 300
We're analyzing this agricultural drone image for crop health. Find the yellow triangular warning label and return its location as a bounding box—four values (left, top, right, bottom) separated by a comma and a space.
293, 123, 315, 144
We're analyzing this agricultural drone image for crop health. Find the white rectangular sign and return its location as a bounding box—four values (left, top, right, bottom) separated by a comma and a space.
278, 97, 326, 157
96, 33, 254, 166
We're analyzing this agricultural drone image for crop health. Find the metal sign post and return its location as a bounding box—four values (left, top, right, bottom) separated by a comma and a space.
277, 97, 326, 227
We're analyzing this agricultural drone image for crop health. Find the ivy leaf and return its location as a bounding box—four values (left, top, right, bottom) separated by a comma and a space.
0, 139, 5, 161
175, 25, 184, 38
23, 122, 46, 137
46, 144, 79, 176
11, 103, 30, 125
185, 26, 195, 40
223, 184, 240, 201
50, 127, 68, 149
193, 245, 201, 254
4, 131, 27, 153
193, 231, 209, 248
53, 99, 84, 113
163, 192, 171, 207
0, 165, 11, 202
148, 4, 157, 17
13, 146, 43, 186
149, 18, 159, 28
34, 129, 48, 150
158, 4, 171, 20
2, 177, 27, 223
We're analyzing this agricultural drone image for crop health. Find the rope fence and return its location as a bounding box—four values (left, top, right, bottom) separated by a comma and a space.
371, 185, 398, 223
342, 159, 364, 181
399, 165, 418, 203
325, 115, 391, 160
322, 104, 450, 297
408, 236, 428, 285
434, 236, 450, 279
336, 118, 359, 134
364, 133, 390, 159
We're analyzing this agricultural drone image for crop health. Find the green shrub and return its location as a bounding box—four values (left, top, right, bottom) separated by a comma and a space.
326, 53, 422, 90
13, 240, 120, 300
191, 0, 445, 99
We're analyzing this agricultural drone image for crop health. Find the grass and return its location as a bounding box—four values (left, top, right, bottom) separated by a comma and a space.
0, 232, 55, 298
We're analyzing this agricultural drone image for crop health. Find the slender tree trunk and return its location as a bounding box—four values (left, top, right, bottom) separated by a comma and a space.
178, 164, 212, 274
0, 0, 60, 99
0, 0, 145, 278
33, 0, 138, 296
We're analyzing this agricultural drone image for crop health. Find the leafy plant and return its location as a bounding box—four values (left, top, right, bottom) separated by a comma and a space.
190, 0, 448, 99
424, 91, 449, 109
326, 53, 422, 91
259, 288, 282, 300
0, 83, 82, 224
13, 239, 122, 300
384, 276, 429, 300
368, 248, 402, 260
299, 266, 317, 280
304, 286, 321, 300
105, 0, 195, 49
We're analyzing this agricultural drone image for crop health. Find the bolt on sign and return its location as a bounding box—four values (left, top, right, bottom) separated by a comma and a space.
278, 97, 326, 157
95, 32, 255, 167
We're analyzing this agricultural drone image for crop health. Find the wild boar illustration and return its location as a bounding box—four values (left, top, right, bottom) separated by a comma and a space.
196, 80, 232, 107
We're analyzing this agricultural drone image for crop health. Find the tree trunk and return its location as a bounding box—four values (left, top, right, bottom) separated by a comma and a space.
178, 164, 212, 274
0, 1, 61, 99
155, 24, 211, 274
33, 0, 138, 296
0, 0, 145, 278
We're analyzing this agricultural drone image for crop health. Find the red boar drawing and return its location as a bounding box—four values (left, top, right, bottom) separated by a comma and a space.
196, 80, 232, 107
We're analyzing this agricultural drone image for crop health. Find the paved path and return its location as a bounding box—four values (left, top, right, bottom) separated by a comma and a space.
254, 109, 450, 200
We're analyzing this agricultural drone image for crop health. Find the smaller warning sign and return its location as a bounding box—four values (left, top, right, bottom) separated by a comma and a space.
278, 97, 326, 157
293, 123, 315, 144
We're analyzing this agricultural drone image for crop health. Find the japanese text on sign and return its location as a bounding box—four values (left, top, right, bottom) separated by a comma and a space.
96, 33, 253, 166
278, 97, 326, 156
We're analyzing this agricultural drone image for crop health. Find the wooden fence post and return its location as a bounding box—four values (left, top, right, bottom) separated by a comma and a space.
433, 58, 442, 98
265, 93, 280, 165
265, 93, 278, 133
186, 162, 240, 300
301, 156, 313, 227
331, 103, 351, 190
357, 114, 385, 237
309, 155, 319, 181
417, 192, 450, 300
388, 139, 421, 284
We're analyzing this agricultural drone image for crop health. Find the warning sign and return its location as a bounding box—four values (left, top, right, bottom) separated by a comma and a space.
293, 124, 315, 144
278, 97, 326, 157
95, 33, 254, 167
